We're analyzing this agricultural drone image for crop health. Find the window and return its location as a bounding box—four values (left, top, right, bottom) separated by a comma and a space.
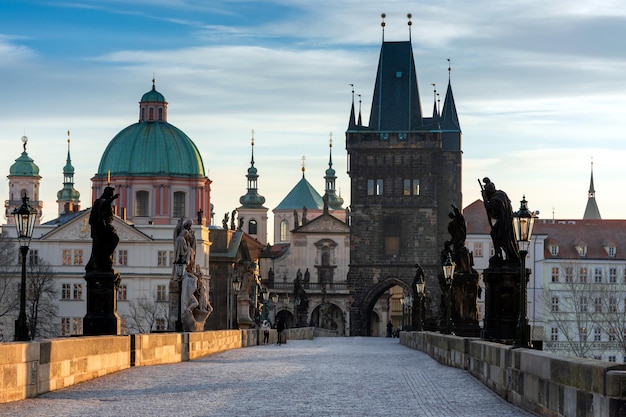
610, 267, 617, 283
118, 250, 128, 266
609, 297, 617, 313
157, 285, 167, 302
72, 318, 83, 335
173, 191, 186, 218
609, 356, 616, 363
249, 219, 258, 235
579, 267, 588, 283
61, 318, 71, 336
551, 297, 559, 312
594, 327, 602, 341
403, 179, 420, 196
28, 249, 38, 265
576, 245, 587, 257
579, 297, 588, 312
73, 284, 83, 300
549, 245, 559, 256
158, 108, 163, 121
385, 237, 400, 256
61, 284, 71, 300
376, 179, 383, 195
158, 251, 169, 267
118, 284, 127, 301
156, 318, 166, 331
595, 297, 602, 312
120, 318, 127, 335
135, 191, 149, 217
73, 249, 83, 265
609, 327, 617, 342
551, 267, 559, 282
149, 107, 154, 120
580, 327, 587, 341
473, 242, 483, 257
565, 267, 573, 283
594, 268, 603, 283
551, 327, 558, 341
367, 179, 374, 196
63, 249, 71, 265
489, 243, 495, 257
606, 246, 616, 257
280, 220, 289, 242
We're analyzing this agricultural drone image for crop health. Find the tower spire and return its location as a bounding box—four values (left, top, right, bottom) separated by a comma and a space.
239, 129, 266, 210
381, 13, 386, 42
583, 157, 601, 219
324, 132, 344, 210
357, 94, 363, 126
301, 155, 306, 178
348, 84, 356, 129
407, 13, 412, 42
56, 130, 81, 215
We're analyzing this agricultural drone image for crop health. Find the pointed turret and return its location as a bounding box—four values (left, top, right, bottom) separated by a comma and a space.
56, 131, 81, 215
238, 130, 268, 244
431, 84, 440, 129
440, 62, 460, 132
324, 133, 344, 210
583, 160, 601, 219
348, 85, 357, 130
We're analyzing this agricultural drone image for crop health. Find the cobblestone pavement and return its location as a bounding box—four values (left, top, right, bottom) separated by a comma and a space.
0, 337, 536, 417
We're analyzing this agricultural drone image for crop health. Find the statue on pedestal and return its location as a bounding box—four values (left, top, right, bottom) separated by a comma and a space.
480, 177, 519, 266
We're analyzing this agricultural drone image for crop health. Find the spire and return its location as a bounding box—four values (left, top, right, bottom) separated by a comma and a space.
301, 155, 306, 178
325, 132, 344, 210
431, 83, 440, 128
239, 129, 266, 209
407, 13, 412, 42
348, 84, 357, 129
357, 94, 363, 126
440, 59, 460, 131
56, 130, 81, 215
381, 13, 386, 42
583, 159, 601, 219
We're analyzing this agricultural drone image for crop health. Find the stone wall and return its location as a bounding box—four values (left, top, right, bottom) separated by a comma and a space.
401, 331, 626, 417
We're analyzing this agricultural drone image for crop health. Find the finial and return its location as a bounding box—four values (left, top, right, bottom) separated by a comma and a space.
349, 83, 354, 94
250, 129, 255, 165
407, 13, 412, 41
152, 74, 156, 90
447, 58, 451, 80
21, 135, 28, 152
67, 130, 71, 151
301, 155, 306, 178
329, 132, 333, 148
251, 129, 255, 147
381, 13, 386, 41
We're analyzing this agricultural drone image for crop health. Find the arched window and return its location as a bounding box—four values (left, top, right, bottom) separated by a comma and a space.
249, 219, 258, 235
158, 108, 163, 121
280, 219, 289, 242
135, 191, 149, 217
141, 108, 145, 121
149, 107, 154, 120
173, 191, 185, 218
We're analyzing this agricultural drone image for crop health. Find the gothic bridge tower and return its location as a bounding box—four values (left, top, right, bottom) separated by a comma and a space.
346, 15, 462, 335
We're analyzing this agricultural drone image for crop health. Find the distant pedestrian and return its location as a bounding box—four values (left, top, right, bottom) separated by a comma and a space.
276, 318, 285, 345
386, 321, 393, 338
262, 320, 271, 344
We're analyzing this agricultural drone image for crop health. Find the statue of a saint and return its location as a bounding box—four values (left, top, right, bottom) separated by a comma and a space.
86, 186, 119, 273
481, 178, 519, 265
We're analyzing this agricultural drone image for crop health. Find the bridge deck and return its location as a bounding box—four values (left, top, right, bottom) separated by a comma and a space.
0, 337, 534, 416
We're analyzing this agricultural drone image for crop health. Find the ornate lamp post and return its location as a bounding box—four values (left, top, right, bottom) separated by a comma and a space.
232, 275, 242, 328
173, 255, 186, 332
271, 292, 279, 322
13, 194, 38, 341
512, 196, 537, 348
261, 287, 270, 322
442, 253, 456, 335
415, 271, 426, 331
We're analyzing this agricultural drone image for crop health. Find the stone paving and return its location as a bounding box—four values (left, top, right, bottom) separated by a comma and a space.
0, 337, 536, 417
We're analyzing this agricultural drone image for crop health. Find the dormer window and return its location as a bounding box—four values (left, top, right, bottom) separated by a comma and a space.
607, 246, 616, 257
576, 245, 587, 257
549, 245, 559, 256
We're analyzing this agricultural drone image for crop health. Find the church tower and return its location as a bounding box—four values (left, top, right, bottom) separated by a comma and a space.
5, 135, 44, 225
345, 15, 462, 335
56, 131, 81, 216
324, 133, 344, 210
583, 160, 601, 219
238, 131, 268, 244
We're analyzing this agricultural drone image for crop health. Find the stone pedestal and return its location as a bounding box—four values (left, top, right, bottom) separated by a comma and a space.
83, 271, 121, 336
482, 266, 529, 342
236, 297, 255, 329
451, 272, 481, 337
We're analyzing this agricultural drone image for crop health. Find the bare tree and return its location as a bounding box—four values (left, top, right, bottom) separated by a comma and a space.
26, 258, 58, 339
543, 261, 599, 358
588, 266, 626, 360
0, 235, 19, 322
124, 297, 169, 334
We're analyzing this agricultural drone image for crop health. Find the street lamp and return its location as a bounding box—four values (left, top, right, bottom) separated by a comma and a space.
173, 255, 186, 332
232, 275, 242, 328
442, 252, 455, 335
415, 268, 426, 331
512, 196, 537, 348
13, 193, 38, 341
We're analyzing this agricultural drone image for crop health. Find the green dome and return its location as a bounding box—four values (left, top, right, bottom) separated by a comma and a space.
97, 121, 206, 177
141, 88, 165, 103
10, 151, 40, 177
57, 187, 80, 201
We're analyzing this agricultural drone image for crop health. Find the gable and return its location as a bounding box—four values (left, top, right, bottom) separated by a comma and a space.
40, 210, 153, 242
295, 213, 350, 234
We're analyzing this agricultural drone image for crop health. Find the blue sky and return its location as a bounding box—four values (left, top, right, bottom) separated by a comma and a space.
2, 0, 626, 236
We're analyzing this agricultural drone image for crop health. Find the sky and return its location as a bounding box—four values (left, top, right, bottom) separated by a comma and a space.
2, 0, 626, 240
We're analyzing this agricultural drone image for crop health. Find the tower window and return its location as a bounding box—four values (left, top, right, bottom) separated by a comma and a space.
149, 107, 154, 120
249, 219, 258, 235
158, 108, 163, 121
396, 71, 402, 78
403, 179, 420, 196
173, 191, 186, 218
135, 190, 149, 217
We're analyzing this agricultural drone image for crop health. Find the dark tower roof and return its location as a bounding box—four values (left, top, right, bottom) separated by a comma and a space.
368, 41, 423, 131
441, 78, 460, 131
583, 161, 601, 219
239, 132, 266, 209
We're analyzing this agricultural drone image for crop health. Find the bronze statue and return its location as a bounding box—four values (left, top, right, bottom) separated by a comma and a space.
480, 178, 519, 265
86, 187, 119, 272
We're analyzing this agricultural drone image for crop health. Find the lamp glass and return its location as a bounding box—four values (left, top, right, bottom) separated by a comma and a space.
13, 195, 37, 248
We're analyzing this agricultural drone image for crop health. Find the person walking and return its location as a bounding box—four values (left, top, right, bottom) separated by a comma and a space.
276, 318, 285, 346
262, 320, 271, 344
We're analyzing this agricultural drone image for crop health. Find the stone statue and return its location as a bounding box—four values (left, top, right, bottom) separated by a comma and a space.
230, 210, 237, 230
86, 186, 119, 273
222, 213, 229, 230
172, 218, 212, 331
480, 178, 519, 266
446, 205, 473, 274
302, 206, 308, 225
304, 268, 310, 288
293, 210, 299, 227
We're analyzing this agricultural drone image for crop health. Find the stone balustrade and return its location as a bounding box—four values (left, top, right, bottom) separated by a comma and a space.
401, 331, 626, 417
